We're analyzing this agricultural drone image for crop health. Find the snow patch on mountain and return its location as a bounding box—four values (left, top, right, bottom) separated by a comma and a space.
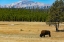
0, 1, 50, 9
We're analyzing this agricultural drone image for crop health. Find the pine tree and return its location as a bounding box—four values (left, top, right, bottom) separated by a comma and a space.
46, 0, 64, 32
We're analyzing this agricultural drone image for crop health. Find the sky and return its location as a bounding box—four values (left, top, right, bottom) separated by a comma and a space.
0, 0, 56, 5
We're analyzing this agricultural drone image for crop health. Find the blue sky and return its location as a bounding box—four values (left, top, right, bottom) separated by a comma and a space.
0, 0, 56, 5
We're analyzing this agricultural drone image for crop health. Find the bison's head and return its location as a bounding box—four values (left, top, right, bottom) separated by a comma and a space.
40, 34, 42, 37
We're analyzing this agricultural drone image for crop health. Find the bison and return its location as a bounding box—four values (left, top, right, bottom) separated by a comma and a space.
40, 30, 51, 37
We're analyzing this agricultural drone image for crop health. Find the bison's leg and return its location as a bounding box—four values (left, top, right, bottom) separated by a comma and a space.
49, 34, 51, 37
49, 32, 51, 37
44, 35, 45, 37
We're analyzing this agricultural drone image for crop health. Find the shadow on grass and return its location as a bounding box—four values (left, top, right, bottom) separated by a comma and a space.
56, 30, 64, 32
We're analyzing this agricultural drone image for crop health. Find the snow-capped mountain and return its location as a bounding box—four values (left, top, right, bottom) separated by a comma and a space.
1, 1, 50, 9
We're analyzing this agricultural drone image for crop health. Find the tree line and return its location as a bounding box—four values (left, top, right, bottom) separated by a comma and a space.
0, 8, 48, 22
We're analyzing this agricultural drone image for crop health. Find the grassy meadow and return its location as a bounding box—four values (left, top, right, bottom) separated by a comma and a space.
0, 22, 64, 42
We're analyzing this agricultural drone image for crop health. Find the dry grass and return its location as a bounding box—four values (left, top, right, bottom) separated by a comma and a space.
0, 22, 64, 42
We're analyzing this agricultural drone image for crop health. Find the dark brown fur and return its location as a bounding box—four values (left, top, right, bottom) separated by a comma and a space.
40, 30, 51, 37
